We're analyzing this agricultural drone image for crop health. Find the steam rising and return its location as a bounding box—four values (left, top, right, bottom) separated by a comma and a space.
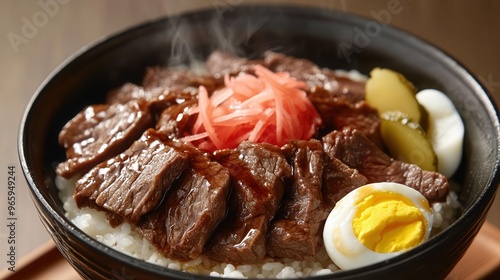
166, 6, 271, 71
163, 2, 347, 70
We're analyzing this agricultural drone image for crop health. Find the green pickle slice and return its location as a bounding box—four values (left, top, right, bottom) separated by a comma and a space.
365, 68, 426, 124
380, 111, 437, 171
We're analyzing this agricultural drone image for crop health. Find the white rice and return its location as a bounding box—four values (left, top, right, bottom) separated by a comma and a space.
56, 174, 461, 278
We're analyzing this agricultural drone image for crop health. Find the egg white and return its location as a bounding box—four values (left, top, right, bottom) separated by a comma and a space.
416, 89, 464, 177
323, 182, 434, 270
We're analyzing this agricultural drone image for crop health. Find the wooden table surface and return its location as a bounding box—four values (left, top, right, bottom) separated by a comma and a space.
1, 0, 499, 277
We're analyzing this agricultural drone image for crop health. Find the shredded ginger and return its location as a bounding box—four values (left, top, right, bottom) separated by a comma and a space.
182, 65, 322, 151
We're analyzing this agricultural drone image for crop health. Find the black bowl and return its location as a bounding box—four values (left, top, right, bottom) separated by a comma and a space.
18, 5, 500, 280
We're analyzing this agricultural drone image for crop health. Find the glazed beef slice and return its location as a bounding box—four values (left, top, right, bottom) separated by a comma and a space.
205, 141, 291, 264
155, 99, 197, 139
56, 100, 152, 178
205, 50, 264, 82
311, 97, 382, 148
322, 127, 449, 203
106, 67, 215, 115
263, 51, 366, 104
267, 139, 327, 261
138, 143, 230, 261
322, 156, 368, 212
74, 129, 189, 225
106, 83, 149, 104
142, 66, 217, 94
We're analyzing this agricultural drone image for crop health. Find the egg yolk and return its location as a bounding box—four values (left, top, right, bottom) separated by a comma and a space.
352, 191, 426, 253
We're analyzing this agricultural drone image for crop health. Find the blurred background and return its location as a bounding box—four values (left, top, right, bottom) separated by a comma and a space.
0, 0, 499, 278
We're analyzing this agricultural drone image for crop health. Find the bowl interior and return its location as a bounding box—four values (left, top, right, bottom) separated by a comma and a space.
19, 5, 500, 279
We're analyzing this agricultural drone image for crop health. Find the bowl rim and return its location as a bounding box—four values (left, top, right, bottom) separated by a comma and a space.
18, 4, 500, 279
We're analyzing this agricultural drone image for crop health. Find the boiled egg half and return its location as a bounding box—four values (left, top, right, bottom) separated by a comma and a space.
416, 89, 464, 178
323, 182, 434, 270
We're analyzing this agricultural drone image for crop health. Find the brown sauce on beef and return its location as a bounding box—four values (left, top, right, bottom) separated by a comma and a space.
57, 100, 153, 178
266, 139, 327, 261
59, 51, 450, 265
74, 129, 190, 225
204, 142, 291, 264
138, 141, 231, 261
323, 127, 449, 203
